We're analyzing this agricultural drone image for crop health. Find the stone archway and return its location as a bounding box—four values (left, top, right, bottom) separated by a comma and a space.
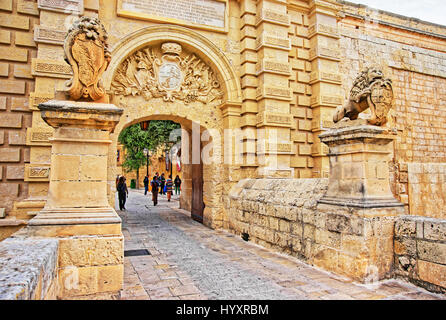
104, 26, 241, 229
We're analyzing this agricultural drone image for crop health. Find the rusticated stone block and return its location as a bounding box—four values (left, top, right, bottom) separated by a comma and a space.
11, 97, 29, 111
395, 217, 417, 237
418, 260, 446, 289
0, 183, 19, 197
326, 213, 363, 236
0, 130, 4, 144
0, 148, 20, 162
0, 114, 22, 128
0, 47, 27, 62
315, 228, 341, 249
0, 79, 26, 94
8, 131, 26, 145
0, 97, 6, 110
0, 0, 12, 11
59, 266, 98, 297
6, 165, 25, 180
394, 237, 416, 256
417, 241, 446, 265
0, 30, 10, 44
15, 32, 36, 47
97, 264, 124, 293
274, 205, 297, 221
0, 62, 8, 76
13, 64, 33, 79
0, 13, 29, 29
423, 219, 446, 242
17, 0, 39, 15
58, 236, 123, 268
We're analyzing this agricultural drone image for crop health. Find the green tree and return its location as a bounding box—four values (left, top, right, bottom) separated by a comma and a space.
118, 120, 181, 187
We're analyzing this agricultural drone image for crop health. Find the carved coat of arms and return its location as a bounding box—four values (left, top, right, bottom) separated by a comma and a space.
111, 42, 223, 104
64, 17, 111, 102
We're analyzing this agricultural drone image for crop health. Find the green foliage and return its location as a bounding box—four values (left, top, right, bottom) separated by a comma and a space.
118, 120, 181, 175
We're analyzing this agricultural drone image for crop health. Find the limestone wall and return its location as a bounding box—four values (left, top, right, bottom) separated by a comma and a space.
0, 0, 38, 217
394, 216, 446, 293
338, 3, 446, 218
227, 178, 400, 282
227, 179, 329, 258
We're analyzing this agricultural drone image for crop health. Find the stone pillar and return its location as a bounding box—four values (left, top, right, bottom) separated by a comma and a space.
308, 0, 343, 178
254, 0, 294, 178
316, 120, 404, 282
28, 100, 124, 299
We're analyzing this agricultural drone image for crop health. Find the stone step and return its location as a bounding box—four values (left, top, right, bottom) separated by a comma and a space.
10, 200, 46, 220
0, 217, 28, 241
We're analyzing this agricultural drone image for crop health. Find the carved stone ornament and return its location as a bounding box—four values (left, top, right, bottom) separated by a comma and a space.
111, 42, 224, 104
64, 17, 111, 102
333, 67, 394, 126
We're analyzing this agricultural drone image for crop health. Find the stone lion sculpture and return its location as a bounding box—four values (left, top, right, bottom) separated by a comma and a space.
333, 67, 394, 126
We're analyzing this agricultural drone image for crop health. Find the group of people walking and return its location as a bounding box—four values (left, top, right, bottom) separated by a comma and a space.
116, 173, 181, 210
144, 173, 182, 206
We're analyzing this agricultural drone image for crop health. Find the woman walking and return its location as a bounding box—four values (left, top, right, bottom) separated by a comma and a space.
174, 175, 181, 195
117, 176, 128, 210
166, 175, 173, 202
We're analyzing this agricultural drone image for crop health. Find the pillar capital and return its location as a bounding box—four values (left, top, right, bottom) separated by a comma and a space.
38, 100, 123, 132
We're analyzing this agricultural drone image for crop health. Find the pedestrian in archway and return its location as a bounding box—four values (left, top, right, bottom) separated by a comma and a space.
159, 172, 166, 195
143, 175, 149, 195
117, 176, 128, 210
166, 175, 173, 202
174, 175, 181, 195
151, 175, 159, 206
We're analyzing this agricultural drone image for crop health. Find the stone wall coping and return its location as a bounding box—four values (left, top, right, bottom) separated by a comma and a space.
398, 215, 446, 224
339, 0, 446, 39
0, 237, 58, 300
38, 100, 124, 115
318, 124, 396, 144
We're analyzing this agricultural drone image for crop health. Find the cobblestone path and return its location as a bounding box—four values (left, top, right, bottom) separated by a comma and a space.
118, 190, 443, 300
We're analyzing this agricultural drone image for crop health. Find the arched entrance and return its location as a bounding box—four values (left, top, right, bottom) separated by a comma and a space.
103, 25, 242, 228
113, 114, 217, 224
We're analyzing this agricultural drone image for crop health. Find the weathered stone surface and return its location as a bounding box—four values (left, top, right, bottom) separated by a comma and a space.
0, 238, 58, 300
423, 218, 446, 242
417, 241, 446, 265
326, 213, 363, 236
418, 260, 446, 290
395, 217, 417, 237
58, 236, 123, 267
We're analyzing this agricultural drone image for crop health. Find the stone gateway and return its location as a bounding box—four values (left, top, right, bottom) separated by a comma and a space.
0, 0, 445, 299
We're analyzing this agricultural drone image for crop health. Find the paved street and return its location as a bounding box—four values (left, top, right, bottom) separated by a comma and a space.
117, 190, 444, 300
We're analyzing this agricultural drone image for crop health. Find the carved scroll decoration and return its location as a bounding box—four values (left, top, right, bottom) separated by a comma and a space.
64, 17, 111, 101
111, 42, 224, 104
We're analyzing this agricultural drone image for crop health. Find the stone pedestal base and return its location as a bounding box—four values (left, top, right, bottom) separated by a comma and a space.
314, 203, 404, 283
317, 120, 404, 282
29, 100, 124, 299
318, 120, 403, 209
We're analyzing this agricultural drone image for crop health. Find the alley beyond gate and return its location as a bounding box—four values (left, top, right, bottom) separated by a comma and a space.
115, 191, 443, 300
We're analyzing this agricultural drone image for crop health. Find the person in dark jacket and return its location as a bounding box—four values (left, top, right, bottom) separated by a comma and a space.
174, 175, 181, 195
159, 173, 166, 195
117, 176, 128, 210
151, 176, 159, 206
143, 175, 149, 195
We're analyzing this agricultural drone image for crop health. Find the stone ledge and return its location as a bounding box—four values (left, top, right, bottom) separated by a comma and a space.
0, 237, 59, 300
